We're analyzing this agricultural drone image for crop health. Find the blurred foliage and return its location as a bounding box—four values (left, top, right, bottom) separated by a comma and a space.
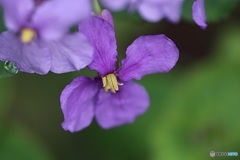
0, 71, 14, 120
182, 0, 240, 23
150, 24, 240, 160
0, 125, 54, 160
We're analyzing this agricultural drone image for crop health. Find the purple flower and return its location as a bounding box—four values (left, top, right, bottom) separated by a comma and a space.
61, 10, 179, 132
100, 0, 184, 23
0, 0, 92, 40
0, 0, 94, 74
192, 0, 207, 29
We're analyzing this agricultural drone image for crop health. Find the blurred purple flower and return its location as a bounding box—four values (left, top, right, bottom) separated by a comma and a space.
100, 0, 184, 23
61, 10, 179, 132
0, 0, 94, 74
192, 0, 207, 29
0, 0, 92, 40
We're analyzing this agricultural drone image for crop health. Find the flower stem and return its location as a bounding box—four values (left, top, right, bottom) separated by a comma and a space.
93, 0, 102, 15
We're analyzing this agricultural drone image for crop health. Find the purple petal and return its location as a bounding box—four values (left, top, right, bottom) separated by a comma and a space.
61, 77, 101, 132
79, 16, 117, 76
0, 0, 34, 31
49, 33, 94, 74
138, 0, 183, 23
0, 31, 93, 74
96, 81, 149, 129
32, 0, 92, 40
98, 9, 114, 27
192, 0, 207, 29
117, 34, 179, 81
100, 0, 130, 11
0, 31, 51, 74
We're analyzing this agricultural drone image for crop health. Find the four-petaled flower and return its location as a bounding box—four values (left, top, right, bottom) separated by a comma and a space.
60, 10, 179, 132
0, 0, 94, 74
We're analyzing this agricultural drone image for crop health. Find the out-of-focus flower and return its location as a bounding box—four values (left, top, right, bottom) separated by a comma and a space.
0, 0, 92, 40
192, 0, 207, 29
0, 0, 94, 74
61, 10, 179, 132
100, 0, 184, 23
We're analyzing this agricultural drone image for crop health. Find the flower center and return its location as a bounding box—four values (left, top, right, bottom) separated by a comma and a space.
20, 28, 36, 43
102, 74, 123, 93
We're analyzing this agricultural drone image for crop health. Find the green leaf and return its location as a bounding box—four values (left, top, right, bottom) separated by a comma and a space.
182, 0, 240, 23
0, 125, 54, 160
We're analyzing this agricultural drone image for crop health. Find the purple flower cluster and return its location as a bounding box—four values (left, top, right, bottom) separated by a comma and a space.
101, 0, 184, 23
100, 0, 207, 28
0, 0, 208, 132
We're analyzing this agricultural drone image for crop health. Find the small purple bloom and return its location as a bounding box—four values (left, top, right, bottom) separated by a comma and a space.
0, 0, 92, 40
192, 0, 207, 29
61, 10, 179, 132
100, 0, 184, 23
0, 0, 94, 74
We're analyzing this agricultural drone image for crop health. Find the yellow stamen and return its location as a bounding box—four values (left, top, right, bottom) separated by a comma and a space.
102, 74, 123, 93
20, 28, 36, 43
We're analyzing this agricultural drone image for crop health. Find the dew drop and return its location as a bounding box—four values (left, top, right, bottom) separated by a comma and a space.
4, 61, 19, 74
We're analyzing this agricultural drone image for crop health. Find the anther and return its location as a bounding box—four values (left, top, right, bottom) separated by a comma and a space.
102, 74, 123, 93
20, 28, 36, 43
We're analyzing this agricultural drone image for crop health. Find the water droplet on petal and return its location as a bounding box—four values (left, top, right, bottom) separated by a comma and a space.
4, 61, 19, 75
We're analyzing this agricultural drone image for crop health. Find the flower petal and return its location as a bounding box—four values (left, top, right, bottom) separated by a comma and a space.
192, 0, 207, 29
138, 2, 164, 23
61, 77, 101, 132
96, 81, 149, 129
49, 33, 94, 74
0, 31, 93, 74
0, 0, 34, 31
117, 34, 179, 81
79, 16, 117, 76
138, 0, 183, 23
98, 9, 114, 27
100, 0, 130, 11
0, 31, 51, 74
32, 0, 92, 40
